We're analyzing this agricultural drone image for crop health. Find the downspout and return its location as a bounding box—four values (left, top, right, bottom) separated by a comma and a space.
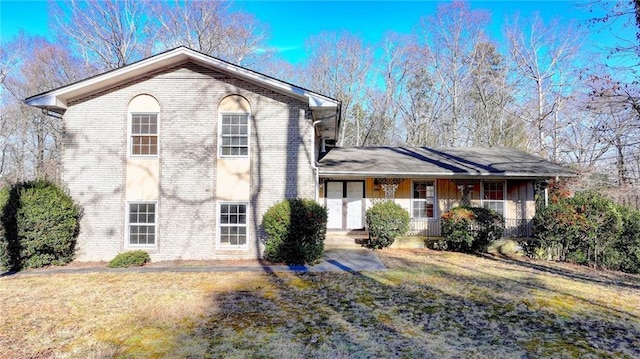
311, 113, 339, 202
312, 119, 324, 203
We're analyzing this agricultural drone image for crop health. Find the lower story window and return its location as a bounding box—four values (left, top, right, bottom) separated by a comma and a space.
483, 181, 505, 216
412, 180, 435, 218
219, 203, 247, 246
129, 202, 156, 245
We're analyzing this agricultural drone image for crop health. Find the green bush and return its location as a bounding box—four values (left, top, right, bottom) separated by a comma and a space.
532, 199, 581, 261
263, 198, 327, 265
440, 207, 475, 251
602, 206, 640, 273
440, 206, 504, 253
364, 201, 410, 249
533, 190, 623, 268
108, 250, 151, 268
0, 180, 81, 271
0, 186, 14, 270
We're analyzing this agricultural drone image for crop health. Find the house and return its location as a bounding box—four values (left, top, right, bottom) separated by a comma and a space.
25, 47, 573, 261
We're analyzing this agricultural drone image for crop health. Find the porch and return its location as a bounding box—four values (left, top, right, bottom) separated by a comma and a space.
319, 177, 537, 239
316, 146, 573, 246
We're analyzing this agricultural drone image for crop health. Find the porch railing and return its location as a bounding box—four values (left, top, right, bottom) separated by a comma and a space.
408, 218, 441, 237
408, 218, 533, 238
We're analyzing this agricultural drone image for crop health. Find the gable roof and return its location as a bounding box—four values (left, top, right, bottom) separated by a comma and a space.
24, 46, 340, 120
318, 147, 576, 178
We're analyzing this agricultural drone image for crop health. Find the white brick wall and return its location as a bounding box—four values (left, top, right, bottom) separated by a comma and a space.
63, 63, 316, 261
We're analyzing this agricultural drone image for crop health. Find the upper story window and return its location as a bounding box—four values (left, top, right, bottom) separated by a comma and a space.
218, 95, 251, 158
128, 94, 160, 157
131, 113, 158, 155
220, 113, 248, 156
412, 180, 435, 218
482, 181, 505, 216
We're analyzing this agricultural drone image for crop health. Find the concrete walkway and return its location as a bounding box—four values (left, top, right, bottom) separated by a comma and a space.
3, 248, 386, 276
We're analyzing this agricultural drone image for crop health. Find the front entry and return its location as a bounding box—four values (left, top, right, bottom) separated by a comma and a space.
326, 181, 364, 230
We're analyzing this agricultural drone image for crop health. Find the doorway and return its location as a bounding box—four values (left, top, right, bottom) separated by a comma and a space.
325, 181, 364, 230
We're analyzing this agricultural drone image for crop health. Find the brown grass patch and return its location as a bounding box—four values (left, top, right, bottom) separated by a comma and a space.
1, 249, 639, 358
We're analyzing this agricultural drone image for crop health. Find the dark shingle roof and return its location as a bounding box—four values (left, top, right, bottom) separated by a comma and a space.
317, 147, 575, 178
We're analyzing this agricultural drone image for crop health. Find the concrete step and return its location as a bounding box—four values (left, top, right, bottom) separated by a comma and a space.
324, 232, 434, 249
324, 231, 366, 249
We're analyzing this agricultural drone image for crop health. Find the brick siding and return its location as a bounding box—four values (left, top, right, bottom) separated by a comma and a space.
63, 62, 315, 261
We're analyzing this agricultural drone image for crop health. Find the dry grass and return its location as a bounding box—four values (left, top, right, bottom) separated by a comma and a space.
1, 249, 639, 358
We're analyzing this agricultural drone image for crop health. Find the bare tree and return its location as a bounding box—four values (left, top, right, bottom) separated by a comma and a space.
558, 107, 609, 173
415, 1, 491, 146
400, 61, 445, 147
1, 36, 86, 182
467, 41, 527, 148
506, 13, 582, 159
0, 38, 27, 180
52, 0, 155, 70
151, 0, 270, 66
362, 32, 412, 146
585, 74, 640, 186
303, 32, 373, 146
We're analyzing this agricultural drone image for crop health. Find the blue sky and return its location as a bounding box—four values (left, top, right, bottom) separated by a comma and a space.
0, 0, 628, 64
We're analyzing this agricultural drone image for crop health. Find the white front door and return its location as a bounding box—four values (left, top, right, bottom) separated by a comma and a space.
326, 182, 343, 229
346, 182, 364, 229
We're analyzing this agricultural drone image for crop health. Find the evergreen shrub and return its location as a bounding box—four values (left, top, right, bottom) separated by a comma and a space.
533, 190, 623, 267
0, 180, 81, 270
440, 206, 504, 253
364, 200, 410, 249
108, 250, 151, 268
263, 198, 327, 265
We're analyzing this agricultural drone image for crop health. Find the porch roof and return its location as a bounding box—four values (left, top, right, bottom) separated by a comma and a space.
317, 147, 576, 179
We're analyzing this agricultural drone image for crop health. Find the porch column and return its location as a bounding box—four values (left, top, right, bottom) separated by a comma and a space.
534, 179, 549, 210
452, 179, 476, 206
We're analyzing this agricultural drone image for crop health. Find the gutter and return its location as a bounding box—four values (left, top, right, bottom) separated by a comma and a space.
316, 170, 577, 179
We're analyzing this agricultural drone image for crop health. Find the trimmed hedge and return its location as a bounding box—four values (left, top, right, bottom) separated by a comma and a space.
263, 198, 327, 265
108, 250, 151, 268
1, 180, 81, 271
364, 201, 410, 249
440, 206, 504, 253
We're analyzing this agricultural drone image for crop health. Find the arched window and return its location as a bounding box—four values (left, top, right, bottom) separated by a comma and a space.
128, 94, 160, 156
218, 95, 251, 157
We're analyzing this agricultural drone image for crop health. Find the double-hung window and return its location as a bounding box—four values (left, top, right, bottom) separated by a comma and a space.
482, 181, 505, 216
220, 114, 248, 157
412, 180, 435, 218
128, 202, 156, 246
131, 113, 158, 156
219, 203, 247, 246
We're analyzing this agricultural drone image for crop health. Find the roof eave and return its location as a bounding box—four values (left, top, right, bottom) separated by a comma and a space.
25, 47, 339, 112
317, 170, 577, 178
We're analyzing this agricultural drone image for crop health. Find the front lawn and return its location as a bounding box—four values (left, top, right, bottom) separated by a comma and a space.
1, 249, 639, 358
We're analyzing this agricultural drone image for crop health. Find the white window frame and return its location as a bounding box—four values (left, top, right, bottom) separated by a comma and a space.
129, 112, 159, 157
126, 201, 157, 248
217, 202, 249, 249
411, 180, 436, 219
218, 112, 250, 158
481, 180, 506, 216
